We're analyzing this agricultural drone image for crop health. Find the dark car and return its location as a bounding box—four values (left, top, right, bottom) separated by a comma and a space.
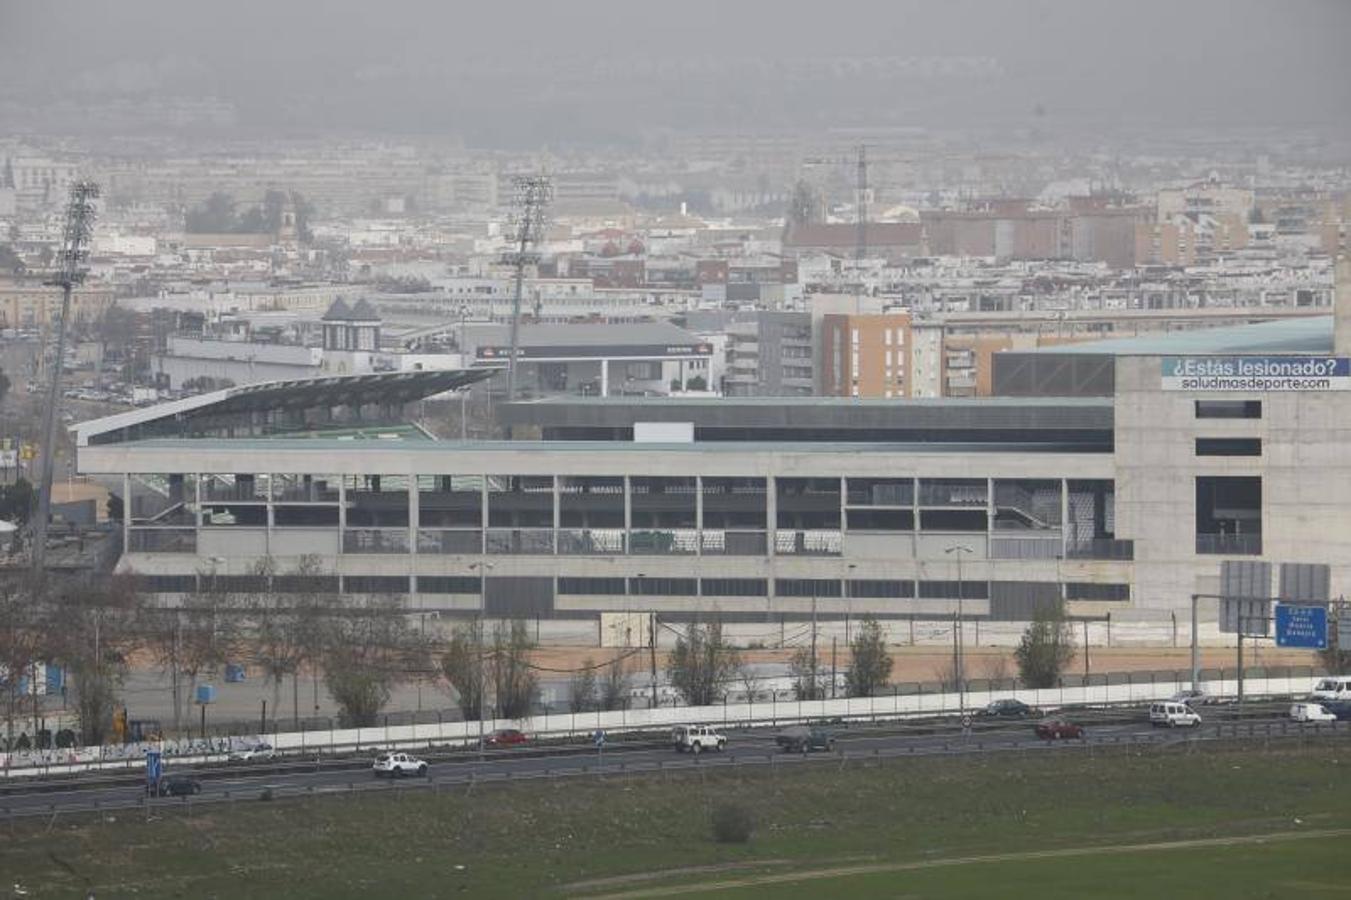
157, 775, 202, 797
981, 699, 1037, 719
1034, 718, 1086, 740
485, 728, 529, 746
775, 726, 835, 754
1322, 701, 1351, 721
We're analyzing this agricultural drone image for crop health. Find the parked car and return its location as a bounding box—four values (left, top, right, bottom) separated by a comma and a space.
1290, 702, 1337, 723
1149, 701, 1202, 728
372, 752, 428, 777
1034, 718, 1086, 740
775, 726, 835, 754
1169, 689, 1215, 707
981, 699, 1037, 719
484, 728, 529, 747
671, 724, 726, 754
229, 742, 275, 762
157, 775, 202, 797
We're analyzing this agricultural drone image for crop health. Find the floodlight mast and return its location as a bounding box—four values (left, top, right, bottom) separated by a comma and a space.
32, 180, 100, 575
502, 175, 552, 404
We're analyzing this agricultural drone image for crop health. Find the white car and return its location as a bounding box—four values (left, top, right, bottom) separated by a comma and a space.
229, 742, 275, 762
671, 724, 726, 754
1290, 702, 1337, 723
1149, 701, 1202, 728
372, 751, 428, 777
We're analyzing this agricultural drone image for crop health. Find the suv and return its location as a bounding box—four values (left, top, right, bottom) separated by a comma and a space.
775, 726, 835, 754
372, 751, 429, 777
671, 724, 726, 754
157, 775, 202, 797
1149, 702, 1201, 728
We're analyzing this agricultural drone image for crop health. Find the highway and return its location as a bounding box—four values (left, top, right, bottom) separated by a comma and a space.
0, 704, 1341, 820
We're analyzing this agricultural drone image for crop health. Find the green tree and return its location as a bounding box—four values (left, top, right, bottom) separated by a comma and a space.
185, 192, 238, 233
1014, 600, 1077, 689
665, 618, 741, 707
845, 615, 893, 697
0, 478, 33, 524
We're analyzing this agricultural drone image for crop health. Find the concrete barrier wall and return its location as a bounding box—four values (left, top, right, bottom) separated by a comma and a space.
0, 674, 1319, 778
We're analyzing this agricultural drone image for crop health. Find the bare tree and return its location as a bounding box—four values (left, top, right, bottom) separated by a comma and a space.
491, 620, 539, 720
47, 575, 143, 745
567, 659, 599, 713
441, 620, 486, 720
665, 618, 741, 707
316, 596, 428, 728
0, 582, 44, 751
737, 664, 764, 703
787, 645, 825, 700
251, 555, 328, 728
599, 654, 632, 711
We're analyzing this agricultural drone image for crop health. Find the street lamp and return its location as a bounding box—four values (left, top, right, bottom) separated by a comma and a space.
944, 544, 974, 715
468, 561, 494, 758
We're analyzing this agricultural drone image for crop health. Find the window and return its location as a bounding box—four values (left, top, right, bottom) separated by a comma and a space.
847, 579, 914, 599
1196, 476, 1262, 555
417, 475, 483, 527
629, 577, 697, 596
275, 506, 339, 526
920, 509, 987, 532
1065, 582, 1130, 601
918, 580, 988, 600
774, 578, 841, 598
1195, 438, 1262, 456
701, 578, 767, 597
419, 576, 481, 594
1195, 399, 1261, 419
846, 509, 914, 531
344, 575, 410, 594
558, 577, 626, 595
344, 475, 410, 527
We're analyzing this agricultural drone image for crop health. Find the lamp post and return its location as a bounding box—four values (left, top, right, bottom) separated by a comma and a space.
944, 544, 974, 715
468, 561, 494, 759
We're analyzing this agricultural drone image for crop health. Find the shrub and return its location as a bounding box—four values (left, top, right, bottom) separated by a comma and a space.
710, 802, 754, 844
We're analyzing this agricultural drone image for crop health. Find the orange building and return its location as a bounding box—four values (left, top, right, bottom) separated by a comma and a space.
820, 311, 913, 398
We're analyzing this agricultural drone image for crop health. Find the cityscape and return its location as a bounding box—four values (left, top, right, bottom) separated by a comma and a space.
0, 1, 1349, 897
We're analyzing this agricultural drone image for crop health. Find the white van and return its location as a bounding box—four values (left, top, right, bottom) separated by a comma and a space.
1290, 702, 1337, 723
1150, 702, 1201, 728
1310, 677, 1351, 702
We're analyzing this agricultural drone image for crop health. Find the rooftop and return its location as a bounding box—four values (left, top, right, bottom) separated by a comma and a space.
1039, 315, 1333, 356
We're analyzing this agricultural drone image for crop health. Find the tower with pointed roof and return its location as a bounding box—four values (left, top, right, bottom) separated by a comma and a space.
320, 297, 382, 373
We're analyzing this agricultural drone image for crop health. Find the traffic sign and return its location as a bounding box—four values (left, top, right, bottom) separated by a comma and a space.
593, 729, 606, 748
1275, 604, 1327, 649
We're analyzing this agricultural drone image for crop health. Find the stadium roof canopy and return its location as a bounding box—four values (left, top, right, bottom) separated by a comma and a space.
73, 369, 495, 447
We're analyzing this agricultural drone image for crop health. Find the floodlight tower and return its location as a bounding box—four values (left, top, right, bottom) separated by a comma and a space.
502, 175, 552, 403
31, 180, 100, 573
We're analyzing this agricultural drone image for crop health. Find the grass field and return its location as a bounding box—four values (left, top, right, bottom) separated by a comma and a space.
1, 738, 1349, 898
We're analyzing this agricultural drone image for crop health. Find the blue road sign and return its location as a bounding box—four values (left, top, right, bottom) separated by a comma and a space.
1275, 604, 1327, 649
593, 729, 606, 748
145, 749, 162, 792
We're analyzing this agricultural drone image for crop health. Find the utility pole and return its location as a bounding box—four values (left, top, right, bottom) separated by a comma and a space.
32, 180, 99, 573
649, 612, 659, 709
810, 594, 819, 699
830, 636, 837, 700
1083, 619, 1090, 679
1190, 593, 1200, 692
502, 175, 552, 405
945, 545, 973, 714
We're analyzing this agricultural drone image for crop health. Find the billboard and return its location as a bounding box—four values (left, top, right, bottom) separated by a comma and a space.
1161, 356, 1350, 392
1274, 604, 1327, 649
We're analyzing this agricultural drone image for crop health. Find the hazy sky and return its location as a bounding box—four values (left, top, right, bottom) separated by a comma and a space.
2, 0, 1348, 142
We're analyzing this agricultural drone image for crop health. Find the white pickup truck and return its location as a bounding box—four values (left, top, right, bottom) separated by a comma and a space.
372, 751, 428, 777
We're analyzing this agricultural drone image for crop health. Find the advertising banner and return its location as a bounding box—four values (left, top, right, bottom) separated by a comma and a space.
1161, 356, 1350, 392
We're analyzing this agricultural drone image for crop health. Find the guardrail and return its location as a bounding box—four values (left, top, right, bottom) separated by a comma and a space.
0, 674, 1320, 780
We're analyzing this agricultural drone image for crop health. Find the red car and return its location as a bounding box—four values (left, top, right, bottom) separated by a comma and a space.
485, 728, 529, 746
1034, 718, 1086, 740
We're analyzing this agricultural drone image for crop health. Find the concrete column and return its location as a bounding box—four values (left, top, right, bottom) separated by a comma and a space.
600, 358, 609, 397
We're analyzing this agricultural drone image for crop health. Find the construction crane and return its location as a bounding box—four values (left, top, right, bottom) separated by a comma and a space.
801, 144, 870, 262
501, 175, 552, 403
32, 179, 100, 574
